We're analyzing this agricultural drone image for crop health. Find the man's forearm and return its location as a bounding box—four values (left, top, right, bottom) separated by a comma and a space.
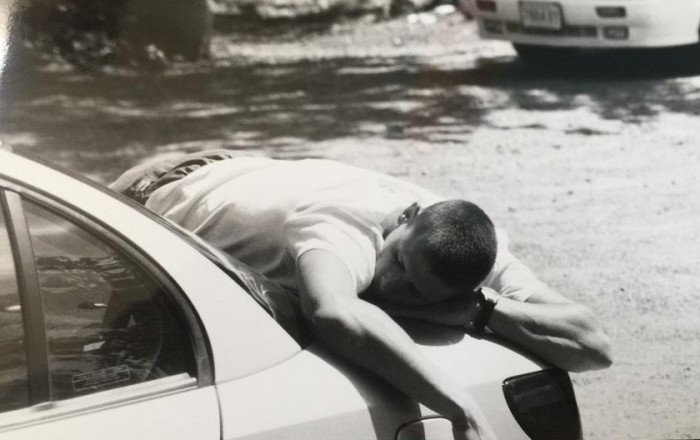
486, 297, 613, 372
297, 249, 494, 439
309, 298, 482, 427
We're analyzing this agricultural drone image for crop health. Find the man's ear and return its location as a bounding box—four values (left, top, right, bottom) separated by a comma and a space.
398, 202, 421, 225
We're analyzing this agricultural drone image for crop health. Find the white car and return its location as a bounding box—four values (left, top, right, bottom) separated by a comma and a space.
0, 149, 582, 440
465, 0, 700, 61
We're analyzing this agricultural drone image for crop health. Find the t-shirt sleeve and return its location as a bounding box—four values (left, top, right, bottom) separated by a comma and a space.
283, 205, 380, 295
480, 229, 547, 302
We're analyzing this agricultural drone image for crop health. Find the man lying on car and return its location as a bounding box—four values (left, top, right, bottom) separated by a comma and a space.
112, 150, 613, 440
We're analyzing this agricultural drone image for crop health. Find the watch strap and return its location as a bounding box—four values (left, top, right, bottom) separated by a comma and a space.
472, 288, 499, 333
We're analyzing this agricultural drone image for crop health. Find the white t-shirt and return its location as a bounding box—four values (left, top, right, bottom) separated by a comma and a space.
146, 157, 543, 302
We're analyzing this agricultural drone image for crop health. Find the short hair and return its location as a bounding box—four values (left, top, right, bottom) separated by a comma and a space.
411, 200, 497, 292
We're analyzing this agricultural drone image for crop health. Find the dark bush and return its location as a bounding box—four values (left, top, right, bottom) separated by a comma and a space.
15, 0, 212, 70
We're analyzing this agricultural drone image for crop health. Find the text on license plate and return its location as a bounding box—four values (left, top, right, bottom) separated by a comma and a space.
520, 2, 563, 30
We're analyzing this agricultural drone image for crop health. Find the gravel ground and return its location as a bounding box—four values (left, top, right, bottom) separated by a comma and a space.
1, 10, 700, 439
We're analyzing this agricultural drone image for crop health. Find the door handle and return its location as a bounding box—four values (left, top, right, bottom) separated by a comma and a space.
396, 417, 455, 440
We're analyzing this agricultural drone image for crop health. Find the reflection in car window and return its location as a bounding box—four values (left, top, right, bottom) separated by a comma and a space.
0, 205, 29, 412
22, 199, 196, 400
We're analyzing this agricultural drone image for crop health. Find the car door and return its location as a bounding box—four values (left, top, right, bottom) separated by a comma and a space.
0, 187, 219, 440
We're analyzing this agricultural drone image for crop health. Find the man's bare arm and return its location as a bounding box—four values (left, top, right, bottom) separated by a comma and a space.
485, 287, 612, 372
381, 287, 612, 372
296, 249, 495, 440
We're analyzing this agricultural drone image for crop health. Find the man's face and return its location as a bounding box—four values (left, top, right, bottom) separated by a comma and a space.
368, 224, 460, 306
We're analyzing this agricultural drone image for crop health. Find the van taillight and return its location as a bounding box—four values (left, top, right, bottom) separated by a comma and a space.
502, 369, 582, 440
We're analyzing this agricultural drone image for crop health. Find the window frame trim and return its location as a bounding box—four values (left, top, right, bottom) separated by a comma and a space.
0, 179, 214, 390
0, 190, 51, 404
0, 373, 198, 433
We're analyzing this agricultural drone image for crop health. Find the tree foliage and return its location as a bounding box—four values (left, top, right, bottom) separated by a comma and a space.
14, 0, 443, 70
15, 0, 212, 70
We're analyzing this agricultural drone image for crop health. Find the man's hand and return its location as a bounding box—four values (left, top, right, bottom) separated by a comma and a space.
450, 394, 498, 440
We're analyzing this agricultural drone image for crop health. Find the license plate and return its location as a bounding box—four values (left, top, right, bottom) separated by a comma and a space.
520, 2, 563, 30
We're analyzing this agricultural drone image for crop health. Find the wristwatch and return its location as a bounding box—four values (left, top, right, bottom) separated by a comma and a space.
471, 287, 500, 333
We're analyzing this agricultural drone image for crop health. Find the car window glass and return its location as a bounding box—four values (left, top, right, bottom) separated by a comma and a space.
22, 199, 195, 400
0, 204, 30, 412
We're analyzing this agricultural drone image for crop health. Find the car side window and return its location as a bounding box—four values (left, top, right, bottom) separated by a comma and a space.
22, 199, 196, 400
0, 205, 30, 412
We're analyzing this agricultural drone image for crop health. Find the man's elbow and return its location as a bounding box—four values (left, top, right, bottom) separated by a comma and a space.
577, 331, 613, 372
572, 306, 613, 371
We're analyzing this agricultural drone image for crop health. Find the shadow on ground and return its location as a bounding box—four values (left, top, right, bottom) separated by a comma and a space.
1, 44, 699, 181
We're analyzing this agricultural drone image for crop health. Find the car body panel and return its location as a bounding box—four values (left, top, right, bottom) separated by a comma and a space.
219, 327, 541, 440
467, 0, 700, 48
0, 377, 219, 440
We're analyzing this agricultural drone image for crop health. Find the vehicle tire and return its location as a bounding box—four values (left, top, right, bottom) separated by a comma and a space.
512, 44, 581, 66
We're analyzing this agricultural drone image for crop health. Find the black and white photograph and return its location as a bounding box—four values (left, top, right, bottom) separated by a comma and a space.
0, 0, 698, 439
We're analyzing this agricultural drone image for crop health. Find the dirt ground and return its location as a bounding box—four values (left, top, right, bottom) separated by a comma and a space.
1, 10, 699, 440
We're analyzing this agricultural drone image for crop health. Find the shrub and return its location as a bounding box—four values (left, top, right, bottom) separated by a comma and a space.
15, 0, 212, 70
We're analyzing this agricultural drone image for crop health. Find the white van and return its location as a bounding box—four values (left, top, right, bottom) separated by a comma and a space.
465, 0, 700, 61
